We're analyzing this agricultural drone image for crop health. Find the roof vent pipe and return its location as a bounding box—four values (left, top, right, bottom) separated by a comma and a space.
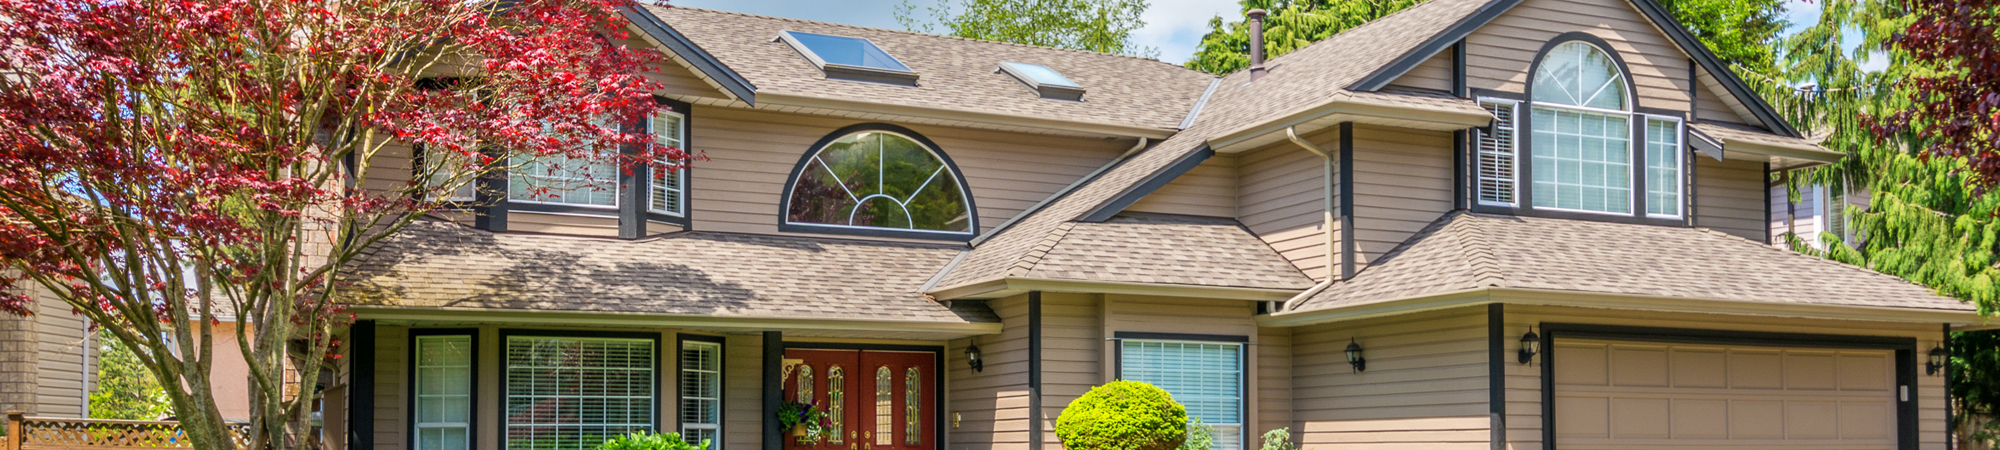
1248, 9, 1268, 81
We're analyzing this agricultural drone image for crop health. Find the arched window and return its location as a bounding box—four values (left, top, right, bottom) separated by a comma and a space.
783, 125, 976, 239
1527, 40, 1637, 215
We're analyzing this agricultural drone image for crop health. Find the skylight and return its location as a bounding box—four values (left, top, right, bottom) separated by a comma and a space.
778, 30, 918, 86
998, 62, 1085, 100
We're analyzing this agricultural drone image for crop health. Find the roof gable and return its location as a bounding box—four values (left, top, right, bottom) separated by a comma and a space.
1348, 0, 1801, 137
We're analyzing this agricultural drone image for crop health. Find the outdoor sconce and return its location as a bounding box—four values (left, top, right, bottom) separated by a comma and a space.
1928, 344, 1947, 376
966, 344, 984, 373
1344, 338, 1366, 372
1519, 327, 1541, 365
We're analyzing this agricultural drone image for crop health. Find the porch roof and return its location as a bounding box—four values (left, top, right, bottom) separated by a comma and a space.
337, 219, 996, 325
1012, 213, 1316, 290
1285, 211, 1974, 314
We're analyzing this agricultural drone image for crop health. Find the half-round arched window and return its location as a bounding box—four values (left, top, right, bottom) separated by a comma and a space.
1531, 41, 1628, 111
782, 124, 976, 239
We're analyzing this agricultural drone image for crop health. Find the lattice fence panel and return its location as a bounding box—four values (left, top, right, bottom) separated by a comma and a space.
11, 417, 250, 450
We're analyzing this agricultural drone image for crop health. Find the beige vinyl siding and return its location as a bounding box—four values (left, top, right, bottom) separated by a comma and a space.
1236, 131, 1337, 281
1257, 327, 1294, 439
1389, 51, 1455, 92
374, 325, 410, 450
1038, 293, 1103, 447
1693, 157, 1767, 241
26, 290, 89, 417
1463, 0, 1696, 112
612, 36, 737, 102
1290, 306, 1490, 449
1350, 126, 1455, 271
1500, 305, 1950, 450
951, 295, 1033, 450
689, 107, 1129, 238
725, 333, 765, 450
1127, 155, 1240, 218
1694, 78, 1748, 125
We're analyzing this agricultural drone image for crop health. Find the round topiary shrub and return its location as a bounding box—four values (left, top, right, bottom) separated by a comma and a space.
1054, 380, 1188, 450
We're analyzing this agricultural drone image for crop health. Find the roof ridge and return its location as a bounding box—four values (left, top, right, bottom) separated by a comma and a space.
660, 6, 1206, 71
1234, 0, 1479, 78
1452, 212, 1508, 288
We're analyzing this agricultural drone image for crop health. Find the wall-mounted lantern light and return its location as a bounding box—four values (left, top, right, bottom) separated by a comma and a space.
1519, 327, 1541, 365
967, 344, 984, 373
1345, 338, 1366, 372
1928, 344, 1947, 376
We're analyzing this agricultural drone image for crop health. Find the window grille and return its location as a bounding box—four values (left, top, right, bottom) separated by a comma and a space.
505, 336, 655, 450
415, 335, 473, 450
680, 340, 723, 450
874, 366, 892, 445
1644, 117, 1682, 217
904, 367, 920, 445
1119, 341, 1242, 450
651, 111, 687, 216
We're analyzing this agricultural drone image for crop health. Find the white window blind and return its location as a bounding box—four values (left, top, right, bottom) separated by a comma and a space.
1644, 117, 1682, 218
680, 340, 723, 450
651, 111, 687, 216
505, 336, 655, 450
415, 335, 474, 450
1120, 340, 1243, 450
1477, 100, 1519, 206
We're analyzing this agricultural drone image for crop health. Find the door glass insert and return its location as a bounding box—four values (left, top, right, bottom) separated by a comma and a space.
904, 367, 920, 445
875, 366, 892, 445
829, 366, 846, 445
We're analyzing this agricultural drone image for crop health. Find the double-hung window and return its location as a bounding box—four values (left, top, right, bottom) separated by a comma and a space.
505, 334, 656, 450
651, 111, 689, 217
413, 333, 475, 450
1476, 40, 1685, 220
679, 336, 724, 450
1118, 338, 1245, 450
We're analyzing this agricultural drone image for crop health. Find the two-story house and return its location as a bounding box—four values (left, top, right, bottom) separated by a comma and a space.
320, 0, 1988, 449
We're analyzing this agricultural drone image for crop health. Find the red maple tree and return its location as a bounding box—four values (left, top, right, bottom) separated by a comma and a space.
1878, 0, 2000, 186
0, 0, 683, 447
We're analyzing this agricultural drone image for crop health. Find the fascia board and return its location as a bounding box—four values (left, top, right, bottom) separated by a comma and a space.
349, 306, 1004, 335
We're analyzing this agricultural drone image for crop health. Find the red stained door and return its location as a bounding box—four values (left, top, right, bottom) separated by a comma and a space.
782, 350, 936, 450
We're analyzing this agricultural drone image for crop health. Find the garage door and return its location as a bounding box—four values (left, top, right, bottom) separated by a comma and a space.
1553, 339, 1898, 450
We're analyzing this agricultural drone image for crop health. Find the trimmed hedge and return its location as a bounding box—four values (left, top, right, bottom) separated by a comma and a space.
1054, 381, 1188, 450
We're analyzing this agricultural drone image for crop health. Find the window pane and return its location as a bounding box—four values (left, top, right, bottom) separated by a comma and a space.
423, 147, 478, 202
1476, 101, 1518, 206
875, 366, 892, 445
1119, 341, 1242, 450
783, 31, 912, 72
1645, 118, 1682, 217
1530, 106, 1631, 214
905, 367, 920, 445
786, 131, 972, 233
680, 340, 723, 450
506, 336, 655, 450
651, 112, 687, 216
829, 366, 846, 445
510, 150, 618, 207
416, 335, 473, 450
1531, 41, 1628, 111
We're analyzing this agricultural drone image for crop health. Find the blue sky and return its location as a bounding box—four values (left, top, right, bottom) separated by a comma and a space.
669, 0, 1871, 70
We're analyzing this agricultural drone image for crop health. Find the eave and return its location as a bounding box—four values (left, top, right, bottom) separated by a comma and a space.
349, 306, 1004, 336
1205, 93, 1495, 153
1258, 287, 1993, 329
929, 277, 1303, 302
756, 92, 1180, 140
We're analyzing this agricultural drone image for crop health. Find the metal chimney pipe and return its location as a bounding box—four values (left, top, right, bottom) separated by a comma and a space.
1248, 8, 1268, 81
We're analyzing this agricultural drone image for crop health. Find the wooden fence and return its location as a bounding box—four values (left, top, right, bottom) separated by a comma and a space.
4, 412, 249, 450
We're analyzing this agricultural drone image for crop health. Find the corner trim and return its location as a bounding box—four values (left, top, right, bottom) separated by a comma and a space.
1080, 146, 1215, 222
1027, 292, 1044, 450
349, 320, 377, 450
1487, 304, 1505, 450
620, 6, 757, 104
762, 331, 783, 450
1339, 123, 1356, 279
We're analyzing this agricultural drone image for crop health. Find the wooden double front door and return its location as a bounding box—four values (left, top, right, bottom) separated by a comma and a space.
784, 349, 937, 450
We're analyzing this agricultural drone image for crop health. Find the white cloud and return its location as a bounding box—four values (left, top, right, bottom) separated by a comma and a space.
1133, 0, 1242, 64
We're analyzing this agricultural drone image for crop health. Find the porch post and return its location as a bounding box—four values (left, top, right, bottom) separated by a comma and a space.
349, 320, 375, 450
763, 331, 783, 450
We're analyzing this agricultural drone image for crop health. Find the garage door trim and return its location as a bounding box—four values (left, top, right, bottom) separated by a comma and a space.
1535, 322, 1918, 450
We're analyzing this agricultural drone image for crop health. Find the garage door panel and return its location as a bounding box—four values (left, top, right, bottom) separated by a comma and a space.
1670, 348, 1727, 388
1669, 399, 1728, 438
1557, 342, 1609, 385
1609, 345, 1669, 387
1728, 400, 1785, 438
1728, 350, 1784, 389
1786, 352, 1840, 390
1559, 339, 1897, 450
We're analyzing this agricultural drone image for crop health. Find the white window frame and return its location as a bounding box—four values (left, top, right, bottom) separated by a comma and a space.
1475, 97, 1521, 208
1642, 115, 1685, 220
650, 110, 689, 217
679, 338, 724, 450
1116, 338, 1246, 450
1528, 105, 1635, 216
413, 334, 475, 450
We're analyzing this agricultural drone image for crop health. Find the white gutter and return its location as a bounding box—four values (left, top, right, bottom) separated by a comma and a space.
1278, 126, 1338, 311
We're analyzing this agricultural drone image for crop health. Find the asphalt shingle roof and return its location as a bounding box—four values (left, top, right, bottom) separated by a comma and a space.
1287, 212, 1973, 312
1024, 213, 1315, 289
929, 0, 1496, 292
339, 219, 996, 323
651, 6, 1216, 131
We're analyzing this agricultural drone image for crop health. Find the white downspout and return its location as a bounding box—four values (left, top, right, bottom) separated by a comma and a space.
1279, 126, 1338, 311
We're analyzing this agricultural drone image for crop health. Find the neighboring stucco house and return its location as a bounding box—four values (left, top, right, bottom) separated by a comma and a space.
309, 0, 1989, 449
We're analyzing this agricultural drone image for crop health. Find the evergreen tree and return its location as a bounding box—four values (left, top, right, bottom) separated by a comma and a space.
90, 329, 175, 420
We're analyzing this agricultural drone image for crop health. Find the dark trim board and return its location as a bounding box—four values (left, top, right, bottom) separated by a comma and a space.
1111, 332, 1250, 343
1486, 305, 1505, 450
1027, 292, 1044, 450
350, 320, 377, 450
1535, 323, 1920, 450
1338, 123, 1356, 280
763, 331, 783, 450
1081, 146, 1215, 222
407, 328, 481, 450
776, 122, 980, 242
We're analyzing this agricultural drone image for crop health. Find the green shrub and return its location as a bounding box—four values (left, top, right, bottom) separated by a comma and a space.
1259, 428, 1300, 450
597, 432, 708, 450
1178, 417, 1215, 450
1054, 380, 1188, 450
